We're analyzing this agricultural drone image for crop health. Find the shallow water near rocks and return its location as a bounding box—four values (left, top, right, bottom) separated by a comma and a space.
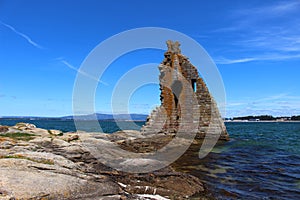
1, 120, 300, 199
175, 122, 300, 199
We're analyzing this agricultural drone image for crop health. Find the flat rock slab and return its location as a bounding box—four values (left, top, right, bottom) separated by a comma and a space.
0, 123, 207, 199
0, 159, 120, 200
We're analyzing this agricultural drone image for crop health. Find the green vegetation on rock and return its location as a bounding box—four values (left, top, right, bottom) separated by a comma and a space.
0, 154, 54, 165
0, 132, 36, 141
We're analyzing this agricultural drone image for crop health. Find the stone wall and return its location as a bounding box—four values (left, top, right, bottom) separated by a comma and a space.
141, 40, 229, 140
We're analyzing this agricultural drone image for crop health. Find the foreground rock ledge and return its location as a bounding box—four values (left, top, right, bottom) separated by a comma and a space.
0, 123, 211, 200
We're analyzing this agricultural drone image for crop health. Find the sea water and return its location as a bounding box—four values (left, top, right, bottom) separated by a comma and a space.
190, 122, 300, 199
1, 120, 299, 199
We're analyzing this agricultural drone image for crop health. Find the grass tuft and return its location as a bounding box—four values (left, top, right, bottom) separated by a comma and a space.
0, 154, 54, 165
0, 132, 36, 141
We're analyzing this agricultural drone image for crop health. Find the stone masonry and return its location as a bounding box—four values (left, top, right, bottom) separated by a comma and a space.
141, 40, 229, 140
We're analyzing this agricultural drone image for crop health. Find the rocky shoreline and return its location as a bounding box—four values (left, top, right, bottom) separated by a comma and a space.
0, 123, 215, 200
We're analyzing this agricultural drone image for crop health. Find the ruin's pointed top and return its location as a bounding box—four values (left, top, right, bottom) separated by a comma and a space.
166, 40, 181, 54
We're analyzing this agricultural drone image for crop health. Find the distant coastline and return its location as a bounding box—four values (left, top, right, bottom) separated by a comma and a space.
1, 114, 300, 123
225, 114, 300, 122
0, 113, 148, 121
226, 120, 300, 123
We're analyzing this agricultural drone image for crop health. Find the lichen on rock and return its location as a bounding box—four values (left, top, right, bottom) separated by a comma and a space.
142, 40, 229, 141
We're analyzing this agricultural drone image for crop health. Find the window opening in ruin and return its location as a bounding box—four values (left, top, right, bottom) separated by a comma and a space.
174, 94, 179, 108
191, 79, 197, 92
171, 80, 182, 108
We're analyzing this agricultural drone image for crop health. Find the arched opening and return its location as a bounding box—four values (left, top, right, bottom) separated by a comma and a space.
171, 80, 182, 107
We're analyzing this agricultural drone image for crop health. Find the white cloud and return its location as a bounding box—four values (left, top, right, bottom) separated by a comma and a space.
253, 93, 289, 102
226, 102, 247, 107
226, 93, 300, 117
260, 1, 300, 15
215, 57, 257, 64
234, 1, 300, 19
60, 59, 108, 86
235, 31, 300, 53
0, 20, 43, 49
216, 53, 300, 64
270, 1, 300, 13
211, 1, 300, 64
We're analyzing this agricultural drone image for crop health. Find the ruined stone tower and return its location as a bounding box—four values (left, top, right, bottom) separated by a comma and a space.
141, 40, 229, 140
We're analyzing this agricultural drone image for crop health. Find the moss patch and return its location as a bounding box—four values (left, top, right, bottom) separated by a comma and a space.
0, 154, 54, 165
0, 132, 36, 141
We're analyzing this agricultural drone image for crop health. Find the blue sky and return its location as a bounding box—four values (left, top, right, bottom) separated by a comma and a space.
0, 0, 300, 117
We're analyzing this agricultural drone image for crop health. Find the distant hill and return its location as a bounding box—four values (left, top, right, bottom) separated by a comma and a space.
62, 113, 148, 121
0, 113, 148, 121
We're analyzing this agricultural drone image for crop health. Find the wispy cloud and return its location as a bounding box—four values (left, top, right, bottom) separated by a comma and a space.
235, 31, 300, 53
226, 102, 247, 107
60, 59, 108, 86
0, 20, 43, 49
216, 53, 300, 64
254, 93, 289, 102
213, 1, 300, 64
216, 1, 300, 33
227, 107, 300, 118
270, 1, 300, 13
0, 94, 17, 100
234, 1, 300, 18
216, 57, 256, 64
226, 93, 300, 117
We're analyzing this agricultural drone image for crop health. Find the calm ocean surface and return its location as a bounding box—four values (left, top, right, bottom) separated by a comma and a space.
1, 119, 299, 199
192, 122, 300, 200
